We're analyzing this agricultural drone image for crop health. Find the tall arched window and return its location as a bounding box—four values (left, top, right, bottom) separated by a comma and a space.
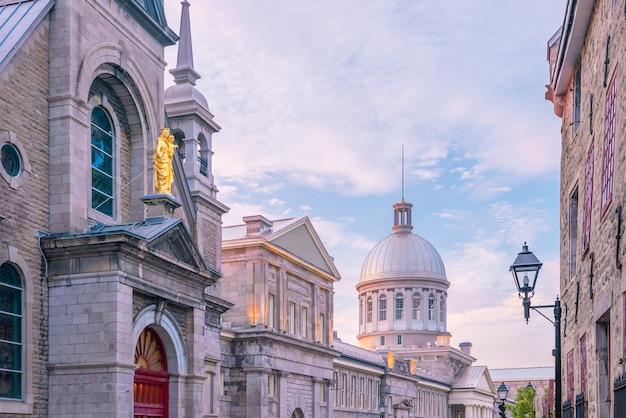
0, 263, 23, 399
395, 293, 404, 320
412, 293, 421, 320
428, 294, 435, 320
378, 294, 387, 321
366, 296, 373, 323
439, 295, 445, 322
91, 106, 115, 217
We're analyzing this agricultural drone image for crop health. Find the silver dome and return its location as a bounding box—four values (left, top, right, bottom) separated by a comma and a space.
359, 229, 447, 283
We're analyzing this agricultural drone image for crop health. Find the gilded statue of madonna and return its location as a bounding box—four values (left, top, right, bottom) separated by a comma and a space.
154, 127, 177, 194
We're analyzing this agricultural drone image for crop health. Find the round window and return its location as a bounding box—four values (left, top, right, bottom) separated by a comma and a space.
1, 143, 21, 178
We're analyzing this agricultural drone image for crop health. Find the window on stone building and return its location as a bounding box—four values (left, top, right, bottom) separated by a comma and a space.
397, 334, 402, 345
333, 372, 339, 406
581, 145, 594, 254
289, 302, 296, 334
568, 187, 579, 280
596, 314, 611, 417
90, 106, 115, 217
0, 143, 21, 178
567, 349, 575, 404
359, 296, 363, 325
366, 296, 373, 323
380, 335, 385, 346
412, 293, 421, 320
428, 294, 435, 320
341, 374, 347, 406
374, 380, 379, 412
301, 306, 307, 338
0, 263, 22, 400
318, 313, 325, 343
367, 379, 372, 410
601, 70, 617, 215
580, 333, 587, 395
359, 377, 365, 408
267, 293, 275, 328
573, 65, 581, 133
350, 375, 356, 407
379, 294, 387, 321
219, 370, 225, 396
395, 293, 404, 320
439, 295, 445, 322
268, 373, 276, 398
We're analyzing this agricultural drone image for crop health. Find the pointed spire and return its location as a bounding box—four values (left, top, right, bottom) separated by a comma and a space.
170, 0, 201, 86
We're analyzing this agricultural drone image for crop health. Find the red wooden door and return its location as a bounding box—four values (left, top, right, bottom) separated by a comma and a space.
134, 328, 169, 418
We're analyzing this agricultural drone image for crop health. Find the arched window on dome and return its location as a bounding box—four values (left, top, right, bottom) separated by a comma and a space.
439, 295, 445, 322
359, 296, 363, 325
395, 293, 404, 320
428, 294, 435, 320
366, 296, 373, 323
412, 293, 421, 320
378, 294, 387, 321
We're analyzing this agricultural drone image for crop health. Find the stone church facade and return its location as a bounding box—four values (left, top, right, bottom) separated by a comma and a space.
0, 1, 498, 417
546, 0, 626, 417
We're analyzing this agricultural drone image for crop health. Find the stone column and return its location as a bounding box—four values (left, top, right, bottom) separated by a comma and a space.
245, 369, 269, 418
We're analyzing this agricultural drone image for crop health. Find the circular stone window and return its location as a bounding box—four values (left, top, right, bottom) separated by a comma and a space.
0, 132, 31, 189
1, 143, 22, 178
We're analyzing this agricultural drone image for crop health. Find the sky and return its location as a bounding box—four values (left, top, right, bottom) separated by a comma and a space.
163, 0, 567, 370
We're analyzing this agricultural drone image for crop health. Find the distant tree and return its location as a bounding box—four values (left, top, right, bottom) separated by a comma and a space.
508, 386, 536, 418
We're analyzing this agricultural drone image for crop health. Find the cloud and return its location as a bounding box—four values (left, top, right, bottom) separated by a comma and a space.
166, 0, 563, 199
412, 169, 441, 181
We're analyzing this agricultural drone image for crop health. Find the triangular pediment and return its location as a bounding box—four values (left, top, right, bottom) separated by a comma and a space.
268, 218, 340, 279
147, 221, 202, 269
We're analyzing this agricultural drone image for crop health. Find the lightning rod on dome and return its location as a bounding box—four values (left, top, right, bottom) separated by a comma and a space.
401, 144, 405, 202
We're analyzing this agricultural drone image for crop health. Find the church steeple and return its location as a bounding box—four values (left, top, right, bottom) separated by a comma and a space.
169, 0, 201, 86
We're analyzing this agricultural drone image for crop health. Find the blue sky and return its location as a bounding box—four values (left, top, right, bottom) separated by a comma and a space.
164, 0, 566, 369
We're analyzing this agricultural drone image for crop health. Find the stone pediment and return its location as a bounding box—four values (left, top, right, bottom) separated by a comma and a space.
268, 217, 340, 279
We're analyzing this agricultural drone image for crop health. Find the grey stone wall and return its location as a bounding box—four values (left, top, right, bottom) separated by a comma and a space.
0, 17, 50, 418
556, 2, 626, 417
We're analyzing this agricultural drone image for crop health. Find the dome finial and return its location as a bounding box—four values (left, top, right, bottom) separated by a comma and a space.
393, 146, 412, 232
401, 144, 405, 202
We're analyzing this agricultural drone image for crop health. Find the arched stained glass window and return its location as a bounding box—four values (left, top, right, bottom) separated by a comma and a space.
91, 106, 115, 217
0, 263, 22, 399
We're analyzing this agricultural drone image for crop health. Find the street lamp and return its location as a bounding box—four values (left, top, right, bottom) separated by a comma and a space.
510, 243, 562, 418
497, 382, 508, 418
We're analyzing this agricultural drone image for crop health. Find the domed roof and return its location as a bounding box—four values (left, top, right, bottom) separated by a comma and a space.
358, 200, 447, 284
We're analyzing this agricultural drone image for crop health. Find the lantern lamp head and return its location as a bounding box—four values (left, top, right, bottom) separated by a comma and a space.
509, 242, 542, 299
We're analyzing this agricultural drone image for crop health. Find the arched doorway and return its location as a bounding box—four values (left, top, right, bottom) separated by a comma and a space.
291, 407, 305, 418
134, 328, 169, 418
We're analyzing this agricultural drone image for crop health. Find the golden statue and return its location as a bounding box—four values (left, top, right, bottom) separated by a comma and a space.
154, 127, 178, 194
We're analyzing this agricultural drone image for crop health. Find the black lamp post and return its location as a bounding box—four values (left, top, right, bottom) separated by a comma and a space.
510, 243, 561, 418
497, 382, 509, 418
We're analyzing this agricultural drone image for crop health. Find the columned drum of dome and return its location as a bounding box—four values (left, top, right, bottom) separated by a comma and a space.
356, 199, 450, 350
